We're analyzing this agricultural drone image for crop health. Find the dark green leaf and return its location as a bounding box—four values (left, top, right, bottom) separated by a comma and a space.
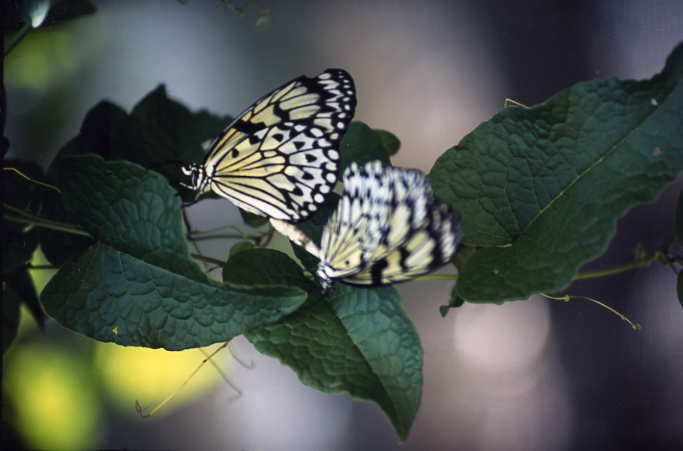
439, 286, 465, 317
373, 129, 401, 156
675, 189, 683, 243
4, 268, 44, 330
131, 85, 231, 171
339, 122, 391, 174
50, 87, 230, 203
228, 241, 254, 258
239, 209, 268, 228
38, 188, 93, 265
42, 156, 306, 350
233, 250, 422, 440
223, 248, 315, 290
325, 285, 422, 440
430, 42, 683, 303
51, 101, 146, 163
2, 282, 21, 354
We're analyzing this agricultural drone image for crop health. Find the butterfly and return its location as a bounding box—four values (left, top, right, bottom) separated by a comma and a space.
270, 160, 463, 291
182, 68, 356, 221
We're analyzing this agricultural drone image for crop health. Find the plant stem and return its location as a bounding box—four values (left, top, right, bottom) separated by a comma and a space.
191, 233, 245, 241
575, 254, 658, 280
5, 24, 31, 56
414, 274, 458, 281
189, 223, 247, 237
3, 205, 92, 238
190, 253, 224, 266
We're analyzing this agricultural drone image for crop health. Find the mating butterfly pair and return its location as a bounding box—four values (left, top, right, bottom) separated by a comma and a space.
182, 69, 462, 289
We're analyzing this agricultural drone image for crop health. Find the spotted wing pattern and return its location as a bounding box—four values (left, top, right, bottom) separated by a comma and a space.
314, 161, 462, 288
186, 69, 356, 221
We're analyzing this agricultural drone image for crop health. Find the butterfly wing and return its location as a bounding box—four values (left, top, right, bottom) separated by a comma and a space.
318, 161, 462, 286
344, 204, 462, 285
201, 69, 356, 221
317, 161, 392, 281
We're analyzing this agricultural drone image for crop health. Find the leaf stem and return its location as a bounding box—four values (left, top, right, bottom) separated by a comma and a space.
3, 205, 92, 238
3, 167, 62, 193
575, 253, 659, 280
414, 274, 458, 281
199, 343, 243, 397
191, 233, 245, 241
190, 253, 225, 266
4, 24, 31, 56
542, 292, 641, 331
189, 224, 248, 237
136, 342, 230, 418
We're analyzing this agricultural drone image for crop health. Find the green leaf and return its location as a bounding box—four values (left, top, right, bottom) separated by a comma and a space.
49, 87, 230, 203
2, 282, 21, 354
239, 209, 268, 228
228, 241, 254, 258
439, 286, 465, 317
41, 156, 306, 350
328, 285, 422, 440
675, 189, 683, 243
339, 122, 391, 174
430, 42, 683, 303
223, 248, 315, 291
52, 101, 146, 163
4, 268, 45, 330
229, 251, 421, 440
39, 188, 94, 265
374, 129, 401, 156
131, 85, 231, 175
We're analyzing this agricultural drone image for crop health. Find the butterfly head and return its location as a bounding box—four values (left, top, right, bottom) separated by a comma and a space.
181, 163, 209, 193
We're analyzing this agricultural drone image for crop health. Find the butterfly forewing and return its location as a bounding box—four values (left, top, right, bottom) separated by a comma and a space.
193, 69, 356, 221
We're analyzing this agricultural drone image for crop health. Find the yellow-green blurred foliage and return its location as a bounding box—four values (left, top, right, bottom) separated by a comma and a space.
4, 250, 234, 450
4, 339, 102, 451
94, 341, 232, 417
5, 17, 102, 93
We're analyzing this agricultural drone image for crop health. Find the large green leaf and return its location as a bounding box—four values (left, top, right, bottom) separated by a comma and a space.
41, 156, 306, 350
229, 250, 422, 440
2, 281, 21, 354
429, 42, 683, 302
373, 129, 401, 156
49, 86, 230, 202
339, 122, 391, 174
39, 188, 94, 266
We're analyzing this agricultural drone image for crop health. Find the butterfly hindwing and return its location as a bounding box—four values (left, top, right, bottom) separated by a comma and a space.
319, 161, 392, 279
316, 161, 462, 288
187, 69, 356, 221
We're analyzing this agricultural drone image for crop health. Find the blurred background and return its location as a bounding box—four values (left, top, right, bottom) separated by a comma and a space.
4, 1, 683, 450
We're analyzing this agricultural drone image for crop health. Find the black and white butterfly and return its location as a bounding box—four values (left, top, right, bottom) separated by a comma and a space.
271, 161, 463, 290
182, 69, 356, 221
